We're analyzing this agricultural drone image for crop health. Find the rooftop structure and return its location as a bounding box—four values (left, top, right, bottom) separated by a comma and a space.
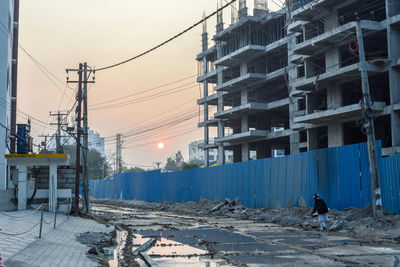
197, 0, 400, 166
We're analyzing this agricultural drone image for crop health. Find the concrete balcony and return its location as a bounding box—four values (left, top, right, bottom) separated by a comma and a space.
197, 69, 218, 83
293, 102, 386, 125
291, 61, 388, 93
199, 142, 218, 150
215, 129, 292, 144
197, 93, 220, 105
215, 130, 268, 143
197, 118, 219, 128
215, 67, 286, 92
214, 45, 266, 67
292, 63, 360, 92
215, 73, 265, 92
384, 13, 400, 29
214, 99, 289, 119
292, 0, 358, 21
293, 20, 381, 56
196, 46, 217, 62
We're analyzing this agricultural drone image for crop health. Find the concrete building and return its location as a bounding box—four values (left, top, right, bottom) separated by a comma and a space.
189, 139, 257, 163
189, 140, 219, 163
88, 128, 105, 157
0, 0, 16, 189
197, 0, 400, 166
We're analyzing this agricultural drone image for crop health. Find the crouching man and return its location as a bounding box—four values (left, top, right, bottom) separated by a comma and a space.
311, 194, 328, 231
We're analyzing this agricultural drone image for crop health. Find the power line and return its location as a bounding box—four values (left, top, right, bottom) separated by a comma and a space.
95, 0, 238, 72
90, 74, 197, 107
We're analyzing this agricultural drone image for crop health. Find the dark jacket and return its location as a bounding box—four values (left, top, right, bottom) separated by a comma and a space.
312, 197, 328, 215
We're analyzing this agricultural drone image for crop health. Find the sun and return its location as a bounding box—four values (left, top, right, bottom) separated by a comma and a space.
157, 142, 164, 149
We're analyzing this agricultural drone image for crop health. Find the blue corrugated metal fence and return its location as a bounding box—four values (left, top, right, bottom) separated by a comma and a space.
90, 142, 400, 214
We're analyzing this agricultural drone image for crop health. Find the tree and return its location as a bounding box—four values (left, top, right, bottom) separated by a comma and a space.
122, 166, 146, 173
63, 145, 110, 180
164, 151, 184, 172
182, 159, 201, 170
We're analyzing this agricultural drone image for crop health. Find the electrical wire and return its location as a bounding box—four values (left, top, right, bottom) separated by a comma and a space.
95, 0, 238, 72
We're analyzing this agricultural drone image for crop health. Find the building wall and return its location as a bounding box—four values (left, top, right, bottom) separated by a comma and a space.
0, 0, 14, 189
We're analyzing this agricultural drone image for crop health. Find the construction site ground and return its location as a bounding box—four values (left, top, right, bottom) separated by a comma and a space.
90, 198, 400, 267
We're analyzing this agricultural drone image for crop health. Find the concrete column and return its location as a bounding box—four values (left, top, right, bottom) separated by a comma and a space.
241, 112, 249, 162
240, 62, 248, 76
308, 128, 319, 151
241, 89, 248, 105
327, 86, 344, 147
49, 164, 57, 213
387, 23, 400, 150
241, 114, 249, 132
17, 165, 27, 210
242, 143, 250, 161
203, 57, 210, 166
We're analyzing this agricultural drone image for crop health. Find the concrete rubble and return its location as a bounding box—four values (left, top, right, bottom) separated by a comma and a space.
95, 198, 400, 244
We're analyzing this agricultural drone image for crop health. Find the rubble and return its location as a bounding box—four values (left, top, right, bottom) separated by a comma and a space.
93, 198, 400, 243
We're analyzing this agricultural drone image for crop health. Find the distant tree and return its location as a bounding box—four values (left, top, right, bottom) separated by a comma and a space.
164, 151, 185, 172
63, 145, 110, 179
181, 159, 201, 170
122, 166, 146, 173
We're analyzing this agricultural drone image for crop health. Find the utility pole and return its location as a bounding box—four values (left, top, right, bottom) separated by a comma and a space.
66, 63, 95, 215
50, 111, 68, 153
116, 134, 123, 174
82, 62, 90, 214
356, 21, 383, 219
38, 135, 50, 152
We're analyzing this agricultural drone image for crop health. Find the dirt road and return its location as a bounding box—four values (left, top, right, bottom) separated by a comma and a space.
89, 200, 400, 266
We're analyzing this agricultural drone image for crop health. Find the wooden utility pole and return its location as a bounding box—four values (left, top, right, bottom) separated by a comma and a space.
356, 21, 383, 219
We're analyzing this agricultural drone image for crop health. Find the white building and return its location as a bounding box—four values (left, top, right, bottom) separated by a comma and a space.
189, 139, 256, 164
88, 129, 105, 157
0, 0, 14, 190
189, 140, 219, 163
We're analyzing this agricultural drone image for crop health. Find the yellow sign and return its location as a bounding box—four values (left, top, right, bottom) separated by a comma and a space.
5, 154, 68, 159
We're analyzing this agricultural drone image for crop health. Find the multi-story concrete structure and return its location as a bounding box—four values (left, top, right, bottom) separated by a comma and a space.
197, 0, 400, 166
0, 0, 16, 189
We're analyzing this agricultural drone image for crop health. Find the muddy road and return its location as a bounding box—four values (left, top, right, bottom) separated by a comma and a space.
90, 200, 400, 266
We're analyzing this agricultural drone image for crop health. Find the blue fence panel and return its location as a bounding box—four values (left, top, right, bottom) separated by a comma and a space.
89, 142, 399, 214
380, 154, 400, 214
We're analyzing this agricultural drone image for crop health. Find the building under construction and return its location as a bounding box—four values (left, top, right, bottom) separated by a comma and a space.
197, 0, 400, 166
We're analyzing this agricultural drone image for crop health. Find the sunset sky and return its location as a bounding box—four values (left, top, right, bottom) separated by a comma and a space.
17, 0, 282, 168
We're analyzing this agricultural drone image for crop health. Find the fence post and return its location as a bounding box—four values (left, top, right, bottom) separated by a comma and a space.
39, 205, 44, 238
53, 202, 58, 229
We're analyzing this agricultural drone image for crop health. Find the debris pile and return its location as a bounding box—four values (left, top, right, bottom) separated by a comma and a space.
93, 198, 400, 243
77, 231, 117, 265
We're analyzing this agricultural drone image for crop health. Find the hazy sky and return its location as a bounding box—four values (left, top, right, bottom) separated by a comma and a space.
17, 0, 282, 168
